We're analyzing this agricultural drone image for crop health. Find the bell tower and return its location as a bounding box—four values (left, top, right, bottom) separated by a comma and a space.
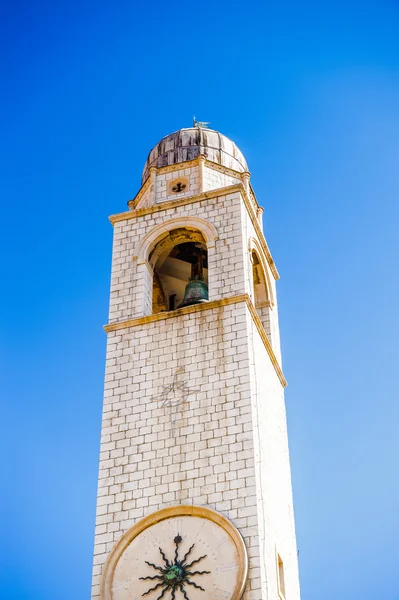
92, 127, 301, 600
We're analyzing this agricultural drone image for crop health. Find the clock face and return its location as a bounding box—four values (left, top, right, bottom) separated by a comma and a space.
101, 506, 248, 600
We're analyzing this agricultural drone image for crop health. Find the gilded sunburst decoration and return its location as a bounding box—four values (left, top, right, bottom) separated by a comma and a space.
101, 505, 249, 600
139, 535, 210, 600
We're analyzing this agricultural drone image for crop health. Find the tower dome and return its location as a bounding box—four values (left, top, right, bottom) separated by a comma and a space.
142, 127, 248, 184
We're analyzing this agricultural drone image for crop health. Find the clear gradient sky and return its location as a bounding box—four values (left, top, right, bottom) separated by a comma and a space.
1, 1, 399, 599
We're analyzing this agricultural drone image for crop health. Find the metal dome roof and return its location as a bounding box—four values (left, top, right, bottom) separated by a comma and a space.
142, 127, 248, 183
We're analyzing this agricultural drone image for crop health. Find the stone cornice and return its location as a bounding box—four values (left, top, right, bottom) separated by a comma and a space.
203, 158, 247, 180
109, 183, 279, 280
111, 184, 241, 224
244, 297, 286, 387
104, 294, 287, 388
241, 188, 279, 280
128, 156, 250, 210
128, 176, 151, 210
104, 295, 246, 331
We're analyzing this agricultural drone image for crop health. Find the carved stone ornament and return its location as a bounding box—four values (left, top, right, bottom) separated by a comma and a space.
100, 505, 248, 600
168, 178, 189, 196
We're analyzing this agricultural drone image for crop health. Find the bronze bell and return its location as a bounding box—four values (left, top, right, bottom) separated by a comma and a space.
178, 278, 209, 308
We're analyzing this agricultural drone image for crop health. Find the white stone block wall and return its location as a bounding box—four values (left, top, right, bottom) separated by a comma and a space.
256, 305, 271, 338
94, 180, 299, 598
93, 303, 263, 599
108, 191, 248, 324
203, 164, 241, 192
155, 167, 200, 203
247, 311, 300, 600
134, 162, 243, 210
136, 184, 152, 209
92, 303, 299, 600
241, 201, 282, 365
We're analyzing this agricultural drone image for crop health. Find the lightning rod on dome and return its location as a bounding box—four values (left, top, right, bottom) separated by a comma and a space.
193, 116, 210, 129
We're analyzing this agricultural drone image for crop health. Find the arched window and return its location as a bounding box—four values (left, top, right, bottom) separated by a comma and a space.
150, 228, 208, 314
251, 249, 273, 342
252, 250, 268, 308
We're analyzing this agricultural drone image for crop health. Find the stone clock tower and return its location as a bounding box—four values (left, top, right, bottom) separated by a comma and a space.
91, 127, 301, 600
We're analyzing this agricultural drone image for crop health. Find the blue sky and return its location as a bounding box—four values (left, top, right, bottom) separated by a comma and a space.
1, 1, 399, 598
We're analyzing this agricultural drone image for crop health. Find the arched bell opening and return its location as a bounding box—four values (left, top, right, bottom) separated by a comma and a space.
150, 228, 209, 314
252, 251, 268, 307
251, 250, 272, 340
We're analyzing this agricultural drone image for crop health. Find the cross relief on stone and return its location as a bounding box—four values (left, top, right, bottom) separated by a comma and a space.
171, 181, 186, 193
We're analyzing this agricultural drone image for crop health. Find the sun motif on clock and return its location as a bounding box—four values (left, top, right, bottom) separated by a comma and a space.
139, 534, 210, 599
100, 505, 248, 600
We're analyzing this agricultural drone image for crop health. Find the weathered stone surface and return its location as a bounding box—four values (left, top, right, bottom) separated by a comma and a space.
142, 128, 248, 183
92, 129, 300, 600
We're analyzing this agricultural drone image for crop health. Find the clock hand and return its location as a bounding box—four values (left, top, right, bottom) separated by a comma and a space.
141, 582, 165, 596
185, 580, 206, 592
184, 555, 207, 569
180, 543, 195, 565
140, 535, 210, 599
144, 561, 164, 573
159, 548, 170, 567
173, 535, 182, 563
179, 585, 190, 600
155, 588, 168, 600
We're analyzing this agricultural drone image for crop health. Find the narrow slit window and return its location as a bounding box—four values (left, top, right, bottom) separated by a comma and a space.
277, 554, 286, 598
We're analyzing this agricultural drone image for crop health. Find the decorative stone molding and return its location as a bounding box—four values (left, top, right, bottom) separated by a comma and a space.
103, 293, 287, 388
100, 505, 248, 600
127, 176, 151, 211
203, 157, 245, 180
241, 171, 251, 195
133, 216, 218, 268
256, 206, 265, 230
147, 157, 199, 179
149, 166, 157, 206
249, 236, 275, 306
198, 154, 206, 193
111, 183, 280, 281
167, 177, 189, 196
114, 185, 239, 224
149, 228, 206, 270
128, 156, 253, 210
